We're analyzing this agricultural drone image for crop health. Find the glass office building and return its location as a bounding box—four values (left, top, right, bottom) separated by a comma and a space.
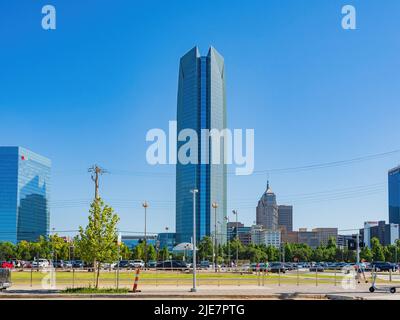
176, 47, 227, 244
0, 147, 51, 243
389, 166, 400, 225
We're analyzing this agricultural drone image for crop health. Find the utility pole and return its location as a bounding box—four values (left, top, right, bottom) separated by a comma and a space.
232, 210, 239, 268
142, 201, 149, 267
212, 202, 218, 272
356, 232, 360, 264
190, 189, 199, 292
88, 165, 107, 200
225, 216, 230, 266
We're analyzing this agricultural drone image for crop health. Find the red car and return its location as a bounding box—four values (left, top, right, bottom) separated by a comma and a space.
1, 261, 13, 269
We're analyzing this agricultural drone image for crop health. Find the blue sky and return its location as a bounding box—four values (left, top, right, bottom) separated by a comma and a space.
1, 0, 400, 236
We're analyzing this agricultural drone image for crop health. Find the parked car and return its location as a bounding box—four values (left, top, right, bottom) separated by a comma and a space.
72, 260, 84, 268
132, 260, 145, 268
52, 260, 64, 268
64, 260, 73, 268
156, 260, 189, 270
116, 260, 130, 269
32, 259, 50, 269
0, 261, 13, 269
371, 261, 397, 272
199, 260, 210, 269
309, 264, 324, 272
0, 268, 11, 291
269, 262, 286, 273
147, 260, 157, 268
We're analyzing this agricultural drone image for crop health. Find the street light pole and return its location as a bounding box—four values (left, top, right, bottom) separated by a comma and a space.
232, 210, 239, 268
142, 201, 149, 267
190, 189, 198, 292
212, 202, 218, 273
225, 216, 230, 267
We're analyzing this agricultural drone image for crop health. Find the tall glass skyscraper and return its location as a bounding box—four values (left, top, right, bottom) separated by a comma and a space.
175, 46, 227, 244
389, 165, 400, 225
0, 147, 51, 243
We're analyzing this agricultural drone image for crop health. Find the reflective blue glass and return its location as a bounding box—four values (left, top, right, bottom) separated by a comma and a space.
0, 147, 51, 243
389, 166, 400, 225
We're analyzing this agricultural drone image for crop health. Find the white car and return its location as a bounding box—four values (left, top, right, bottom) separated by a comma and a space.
132, 260, 145, 268
32, 259, 50, 268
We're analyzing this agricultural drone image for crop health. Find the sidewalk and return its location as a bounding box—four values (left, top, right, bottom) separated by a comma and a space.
1, 283, 399, 300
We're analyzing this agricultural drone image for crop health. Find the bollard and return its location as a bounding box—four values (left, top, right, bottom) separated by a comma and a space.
72, 268, 75, 289
334, 270, 337, 286
132, 268, 141, 293
278, 267, 281, 286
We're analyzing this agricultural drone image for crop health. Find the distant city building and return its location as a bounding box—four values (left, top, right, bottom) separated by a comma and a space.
362, 221, 399, 247
282, 228, 338, 248
363, 221, 379, 248
157, 232, 176, 251
278, 205, 293, 232
256, 182, 279, 230
313, 228, 338, 246
0, 147, 51, 243
389, 166, 400, 225
175, 46, 227, 245
250, 225, 281, 248
227, 221, 251, 245
121, 235, 157, 250
337, 234, 355, 249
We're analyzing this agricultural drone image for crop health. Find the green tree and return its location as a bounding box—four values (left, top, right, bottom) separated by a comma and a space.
76, 198, 120, 288
198, 236, 213, 261
147, 244, 157, 261
132, 243, 144, 260
360, 246, 373, 262
49, 234, 69, 260
16, 241, 32, 261
159, 246, 169, 261
371, 237, 385, 262
119, 243, 131, 260
0, 242, 16, 260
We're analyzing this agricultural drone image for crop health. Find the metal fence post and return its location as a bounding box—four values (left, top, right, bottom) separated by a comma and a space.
315, 269, 318, 286
390, 269, 392, 282
278, 268, 281, 286
72, 268, 75, 289
334, 270, 337, 286
30, 267, 33, 287
297, 267, 299, 286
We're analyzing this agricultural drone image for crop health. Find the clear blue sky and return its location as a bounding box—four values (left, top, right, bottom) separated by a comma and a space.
1, 0, 399, 236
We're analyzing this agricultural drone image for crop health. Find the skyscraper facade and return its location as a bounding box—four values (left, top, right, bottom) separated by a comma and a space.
0, 147, 51, 243
175, 47, 227, 244
278, 205, 293, 232
389, 166, 400, 225
256, 182, 279, 230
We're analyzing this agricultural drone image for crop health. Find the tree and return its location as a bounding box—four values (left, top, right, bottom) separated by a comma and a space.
119, 243, 131, 260
16, 241, 32, 261
76, 198, 120, 288
49, 234, 69, 260
0, 242, 16, 260
147, 244, 157, 261
132, 243, 144, 260
371, 237, 385, 262
198, 236, 213, 261
159, 246, 169, 261
360, 246, 373, 262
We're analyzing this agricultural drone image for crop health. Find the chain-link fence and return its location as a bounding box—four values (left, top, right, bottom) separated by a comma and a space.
7, 267, 400, 290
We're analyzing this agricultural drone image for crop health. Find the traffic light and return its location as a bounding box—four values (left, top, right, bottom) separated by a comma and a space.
348, 239, 356, 250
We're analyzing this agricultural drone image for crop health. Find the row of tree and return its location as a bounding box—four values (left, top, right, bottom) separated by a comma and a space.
2, 234, 398, 266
